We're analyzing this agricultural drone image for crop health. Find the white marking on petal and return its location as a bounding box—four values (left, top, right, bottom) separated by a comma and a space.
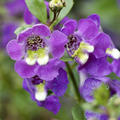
80, 53, 89, 64
35, 90, 47, 101
106, 48, 120, 59
25, 57, 36, 65
37, 54, 49, 65
79, 71, 87, 87
111, 48, 120, 59
86, 45, 94, 53
81, 42, 94, 53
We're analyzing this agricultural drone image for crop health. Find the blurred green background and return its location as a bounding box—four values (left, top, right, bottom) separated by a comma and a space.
0, 0, 120, 120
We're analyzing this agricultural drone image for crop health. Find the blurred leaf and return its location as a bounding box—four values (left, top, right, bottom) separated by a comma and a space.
25, 0, 47, 24
50, 0, 74, 28
14, 25, 32, 35
72, 104, 86, 120
106, 72, 120, 81
55, 97, 74, 120
82, 0, 120, 31
107, 57, 113, 63
94, 83, 110, 106
107, 95, 120, 117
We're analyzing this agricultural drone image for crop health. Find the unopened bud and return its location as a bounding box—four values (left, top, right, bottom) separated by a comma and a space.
49, 0, 65, 12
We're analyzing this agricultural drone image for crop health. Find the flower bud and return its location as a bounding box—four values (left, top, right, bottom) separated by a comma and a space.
49, 0, 65, 12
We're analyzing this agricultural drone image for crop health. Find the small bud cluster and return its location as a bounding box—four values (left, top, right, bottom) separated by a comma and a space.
49, 0, 65, 12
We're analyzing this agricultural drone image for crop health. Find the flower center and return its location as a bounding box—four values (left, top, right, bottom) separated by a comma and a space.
65, 34, 94, 64
31, 75, 43, 85
65, 35, 80, 56
29, 75, 47, 101
25, 35, 49, 66
26, 35, 46, 51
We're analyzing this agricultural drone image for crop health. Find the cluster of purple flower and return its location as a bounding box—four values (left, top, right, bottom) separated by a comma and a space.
5, 0, 120, 117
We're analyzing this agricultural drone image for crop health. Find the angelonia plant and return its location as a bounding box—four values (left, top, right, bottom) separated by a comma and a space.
6, 0, 120, 119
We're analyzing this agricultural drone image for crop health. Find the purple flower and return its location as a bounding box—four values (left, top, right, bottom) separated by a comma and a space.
15, 58, 65, 79
22, 66, 69, 114
1, 22, 18, 49
5, 0, 26, 17
7, 24, 67, 66
85, 110, 120, 120
80, 78, 102, 102
60, 14, 119, 65
85, 111, 109, 120
79, 55, 120, 102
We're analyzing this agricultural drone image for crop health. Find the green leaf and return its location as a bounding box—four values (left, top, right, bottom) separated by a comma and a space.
107, 56, 113, 63
14, 25, 32, 35
94, 83, 110, 106
106, 72, 120, 81
72, 104, 86, 120
25, 0, 47, 24
50, 0, 74, 28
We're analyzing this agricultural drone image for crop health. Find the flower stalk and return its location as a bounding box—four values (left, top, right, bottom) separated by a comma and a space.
66, 62, 84, 103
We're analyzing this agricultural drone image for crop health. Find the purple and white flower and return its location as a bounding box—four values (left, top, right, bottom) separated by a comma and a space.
60, 14, 120, 64
7, 24, 67, 66
79, 54, 120, 102
21, 59, 69, 114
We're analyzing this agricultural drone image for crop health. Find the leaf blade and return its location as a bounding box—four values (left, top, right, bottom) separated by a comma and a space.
72, 104, 86, 120
25, 0, 47, 24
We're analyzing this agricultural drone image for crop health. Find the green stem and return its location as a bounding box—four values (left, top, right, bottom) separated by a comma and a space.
66, 62, 83, 103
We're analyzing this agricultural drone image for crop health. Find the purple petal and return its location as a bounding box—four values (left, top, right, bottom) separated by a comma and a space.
15, 61, 37, 78
50, 30, 68, 58
32, 24, 51, 37
18, 24, 50, 43
6, 40, 24, 60
80, 78, 102, 102
55, 17, 70, 30
111, 59, 120, 77
1, 23, 18, 48
37, 95, 61, 114
93, 32, 113, 58
61, 19, 77, 36
37, 59, 65, 81
83, 55, 111, 77
5, 0, 26, 16
24, 7, 38, 25
46, 68, 69, 96
109, 80, 120, 96
85, 111, 100, 119
23, 79, 30, 93
118, 116, 120, 120
100, 114, 109, 120
88, 14, 100, 28
78, 18, 99, 40
23, 78, 36, 101
18, 28, 33, 43
45, 1, 50, 17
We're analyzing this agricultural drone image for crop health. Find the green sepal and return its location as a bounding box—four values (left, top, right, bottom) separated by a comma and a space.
94, 83, 110, 106
14, 25, 32, 35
